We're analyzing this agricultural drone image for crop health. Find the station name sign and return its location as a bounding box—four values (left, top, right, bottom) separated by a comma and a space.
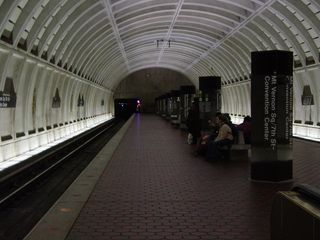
262, 74, 293, 150
0, 77, 16, 108
263, 75, 277, 150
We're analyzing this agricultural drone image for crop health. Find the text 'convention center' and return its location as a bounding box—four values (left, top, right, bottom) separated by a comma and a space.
0, 0, 320, 240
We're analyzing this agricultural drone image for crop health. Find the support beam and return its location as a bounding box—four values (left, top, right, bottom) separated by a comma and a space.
157, 0, 184, 65
100, 0, 130, 71
185, 0, 277, 71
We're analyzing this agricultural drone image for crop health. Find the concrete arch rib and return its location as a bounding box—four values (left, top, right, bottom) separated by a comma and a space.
37, 0, 88, 56
67, 26, 112, 69
12, 0, 47, 47
129, 51, 196, 66
238, 83, 248, 115
252, 16, 289, 51
79, 41, 118, 78
304, 71, 319, 123
217, 46, 246, 77
14, 57, 30, 134
75, 35, 117, 73
309, 0, 320, 10
235, 31, 258, 52
211, 36, 252, 80
223, 87, 235, 114
95, 56, 127, 85
221, 43, 250, 77
261, 10, 306, 66
229, 86, 240, 114
26, 0, 64, 52
61, 19, 109, 65
174, 17, 232, 34
193, 63, 211, 78
75, 33, 116, 75
91, 43, 202, 81
239, 28, 266, 51
284, 0, 320, 38
210, 49, 239, 81
245, 22, 277, 50
244, 82, 251, 115
126, 44, 202, 59
224, 39, 250, 68
203, 55, 230, 83
46, 2, 104, 60
84, 45, 122, 79
121, 23, 220, 44
129, 58, 190, 70
0, 1, 19, 36
271, 1, 319, 64
55, 13, 107, 64
179, 6, 246, 24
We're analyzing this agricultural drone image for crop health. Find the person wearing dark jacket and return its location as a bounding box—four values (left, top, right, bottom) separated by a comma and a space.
206, 114, 234, 161
237, 116, 252, 144
186, 101, 201, 145
194, 112, 222, 156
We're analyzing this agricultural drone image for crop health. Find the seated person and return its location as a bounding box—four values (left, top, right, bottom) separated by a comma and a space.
195, 112, 222, 156
205, 114, 234, 161
224, 113, 238, 143
237, 116, 251, 144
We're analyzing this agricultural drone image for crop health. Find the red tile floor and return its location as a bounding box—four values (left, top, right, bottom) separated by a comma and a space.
66, 114, 320, 240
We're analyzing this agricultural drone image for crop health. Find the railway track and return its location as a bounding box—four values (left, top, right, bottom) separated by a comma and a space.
0, 118, 125, 240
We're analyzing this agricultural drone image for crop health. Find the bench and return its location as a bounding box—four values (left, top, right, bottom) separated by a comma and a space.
220, 131, 251, 161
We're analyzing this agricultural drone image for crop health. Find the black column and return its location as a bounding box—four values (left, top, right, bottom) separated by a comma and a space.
251, 50, 293, 182
170, 90, 180, 125
179, 85, 196, 129
164, 93, 171, 120
199, 76, 221, 130
160, 95, 166, 117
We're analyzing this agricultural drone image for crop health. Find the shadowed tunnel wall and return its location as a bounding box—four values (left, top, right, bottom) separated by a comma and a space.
114, 68, 192, 113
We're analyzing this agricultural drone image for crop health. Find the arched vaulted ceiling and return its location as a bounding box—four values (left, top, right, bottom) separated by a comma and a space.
0, 0, 319, 90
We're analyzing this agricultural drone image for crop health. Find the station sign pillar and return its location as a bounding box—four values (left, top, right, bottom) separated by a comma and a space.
198, 76, 221, 130
155, 97, 160, 115
251, 50, 293, 182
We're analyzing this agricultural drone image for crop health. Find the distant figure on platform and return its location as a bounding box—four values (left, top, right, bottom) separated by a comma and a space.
136, 100, 141, 113
186, 101, 201, 145
237, 116, 252, 144
206, 114, 234, 161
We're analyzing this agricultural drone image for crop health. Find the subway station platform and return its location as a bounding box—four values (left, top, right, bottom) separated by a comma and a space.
27, 114, 320, 240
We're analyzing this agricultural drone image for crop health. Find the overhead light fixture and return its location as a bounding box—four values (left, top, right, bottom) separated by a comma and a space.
156, 39, 174, 48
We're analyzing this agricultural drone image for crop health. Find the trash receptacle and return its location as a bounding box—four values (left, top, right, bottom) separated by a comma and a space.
271, 184, 320, 240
